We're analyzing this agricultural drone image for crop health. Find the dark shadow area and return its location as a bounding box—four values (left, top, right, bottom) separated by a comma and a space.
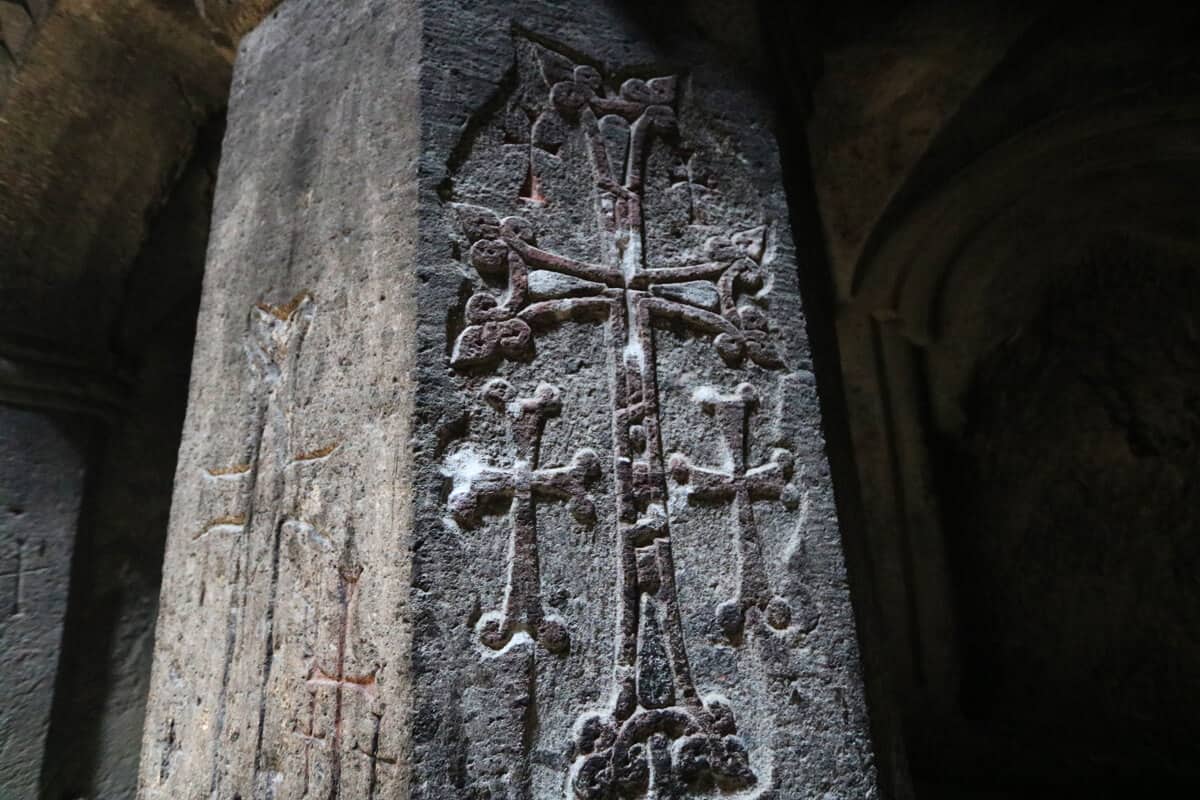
40, 117, 223, 800
934, 251, 1200, 797
798, 1, 1200, 797
760, 4, 913, 797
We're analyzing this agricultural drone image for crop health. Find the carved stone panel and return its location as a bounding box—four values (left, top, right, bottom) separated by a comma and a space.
414, 9, 880, 799
138, 2, 878, 797
139, 2, 420, 796
0, 405, 86, 800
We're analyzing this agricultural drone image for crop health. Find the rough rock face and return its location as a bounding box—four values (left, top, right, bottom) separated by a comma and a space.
0, 407, 88, 800
0, 1, 232, 796
36, 122, 222, 800
0, 0, 54, 105
139, 1, 878, 798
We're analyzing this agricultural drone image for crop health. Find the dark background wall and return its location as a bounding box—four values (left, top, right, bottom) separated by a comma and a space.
38, 121, 222, 800
801, 1, 1200, 797
0, 2, 230, 796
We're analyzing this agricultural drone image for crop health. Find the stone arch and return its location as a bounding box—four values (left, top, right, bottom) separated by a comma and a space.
813, 3, 1200, 794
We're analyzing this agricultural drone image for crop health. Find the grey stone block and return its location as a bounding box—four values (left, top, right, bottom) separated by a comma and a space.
139, 1, 878, 797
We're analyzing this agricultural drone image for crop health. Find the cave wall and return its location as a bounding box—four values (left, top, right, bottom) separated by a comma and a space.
37, 122, 222, 800
5, 0, 1199, 797
0, 2, 229, 796
942, 250, 1200, 790
804, 1, 1200, 796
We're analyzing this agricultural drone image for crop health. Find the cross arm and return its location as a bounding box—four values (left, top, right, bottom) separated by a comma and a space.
630, 262, 727, 288
508, 238, 622, 286
519, 295, 616, 327
443, 451, 517, 526
532, 448, 602, 523
639, 297, 738, 338
746, 449, 801, 508
667, 454, 735, 502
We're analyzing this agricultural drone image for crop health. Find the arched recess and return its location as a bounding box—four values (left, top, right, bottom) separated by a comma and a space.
825, 3, 1200, 794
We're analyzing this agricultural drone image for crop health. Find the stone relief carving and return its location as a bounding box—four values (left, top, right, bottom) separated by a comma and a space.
668, 384, 800, 642
194, 292, 378, 796
444, 36, 802, 797
447, 379, 601, 654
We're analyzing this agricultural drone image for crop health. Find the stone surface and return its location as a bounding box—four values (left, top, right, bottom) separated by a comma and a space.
0, 405, 87, 800
194, 0, 284, 46
0, 2, 234, 796
0, 4, 226, 786
0, 0, 54, 105
0, 0, 229, 371
139, 1, 878, 798
139, 2, 420, 797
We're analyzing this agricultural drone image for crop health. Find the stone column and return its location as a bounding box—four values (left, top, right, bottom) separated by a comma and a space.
0, 404, 87, 799
139, 1, 880, 798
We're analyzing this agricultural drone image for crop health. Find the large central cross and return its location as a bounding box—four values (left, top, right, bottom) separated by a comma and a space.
447, 41, 791, 798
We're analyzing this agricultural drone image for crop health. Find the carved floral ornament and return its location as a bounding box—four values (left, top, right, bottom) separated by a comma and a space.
443, 36, 804, 798
449, 207, 782, 371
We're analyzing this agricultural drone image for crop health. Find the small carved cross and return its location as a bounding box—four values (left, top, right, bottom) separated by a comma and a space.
1, 538, 48, 620
307, 566, 377, 699
669, 383, 800, 640
305, 566, 377, 794
445, 378, 600, 654
196, 292, 319, 541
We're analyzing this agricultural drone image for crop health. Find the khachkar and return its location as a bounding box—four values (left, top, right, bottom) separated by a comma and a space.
432, 31, 879, 800
446, 40, 795, 798
138, 2, 878, 799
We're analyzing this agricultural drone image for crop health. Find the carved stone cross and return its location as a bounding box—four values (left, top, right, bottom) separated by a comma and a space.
445, 40, 789, 797
138, 8, 880, 799
303, 565, 377, 795
669, 383, 800, 640
446, 378, 601, 653
1, 537, 47, 620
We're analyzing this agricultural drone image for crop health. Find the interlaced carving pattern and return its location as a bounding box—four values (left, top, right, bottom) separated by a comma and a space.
445, 37, 800, 799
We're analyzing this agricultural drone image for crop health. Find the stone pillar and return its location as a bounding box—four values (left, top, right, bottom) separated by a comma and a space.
0, 405, 87, 799
139, 1, 880, 798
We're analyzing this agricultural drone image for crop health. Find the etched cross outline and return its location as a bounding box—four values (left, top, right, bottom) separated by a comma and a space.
1, 537, 48, 620
447, 36, 796, 797
304, 565, 378, 795
446, 378, 601, 654
195, 292, 358, 799
669, 383, 800, 641
198, 291, 326, 541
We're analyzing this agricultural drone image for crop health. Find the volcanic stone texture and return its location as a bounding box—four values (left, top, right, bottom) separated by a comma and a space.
139, 1, 878, 798
0, 406, 87, 800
